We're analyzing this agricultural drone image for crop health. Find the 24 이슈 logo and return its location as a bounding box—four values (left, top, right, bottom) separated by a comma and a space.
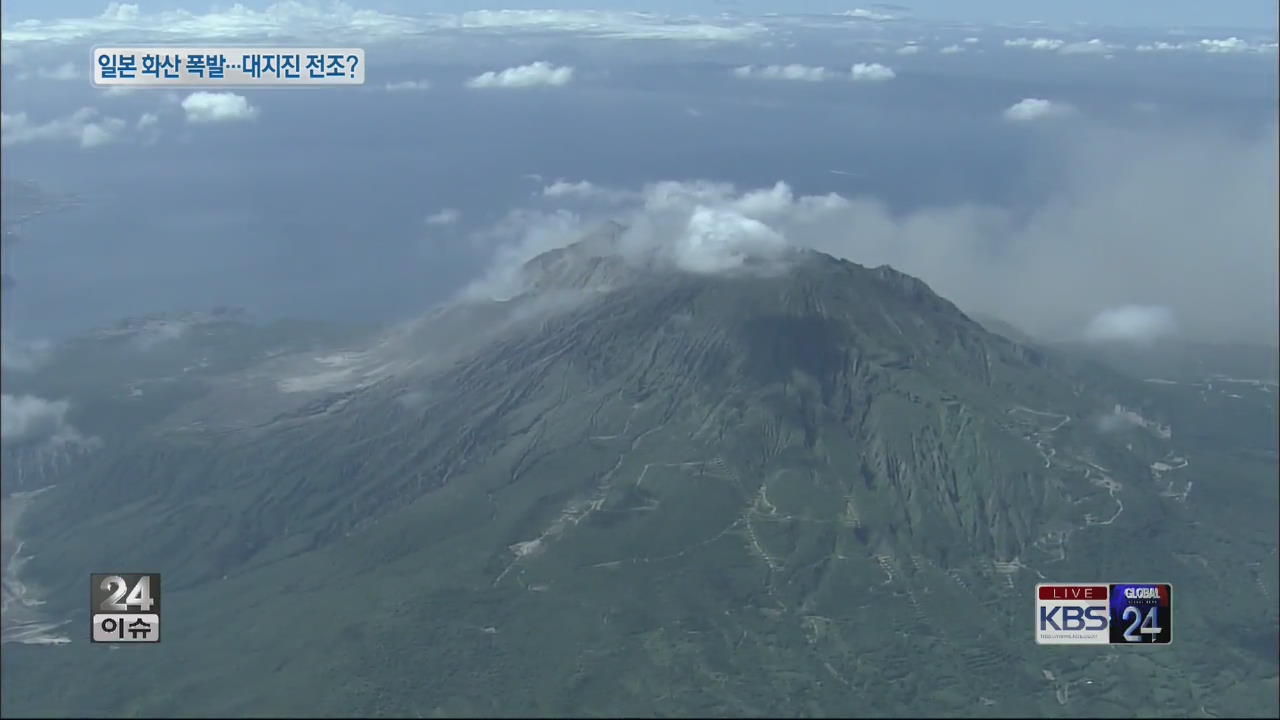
90, 573, 162, 643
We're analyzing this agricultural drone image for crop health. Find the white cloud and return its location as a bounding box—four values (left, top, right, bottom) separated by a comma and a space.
1, 107, 127, 148
1002, 98, 1072, 122
1095, 405, 1170, 437
849, 62, 895, 81
1, 1, 416, 45
1135, 37, 1277, 54
467, 61, 573, 89
939, 44, 964, 54
79, 118, 126, 147
1004, 37, 1065, 51
180, 92, 258, 123
447, 9, 766, 41
35, 61, 80, 80
1004, 36, 1167, 56
0, 393, 101, 462
726, 180, 806, 218
134, 111, 160, 144
463, 208, 590, 300
673, 206, 788, 273
542, 180, 638, 204
0, 43, 21, 66
840, 8, 897, 21
464, 180, 802, 298
0, 4, 767, 46
425, 208, 461, 225
465, 123, 1279, 344
895, 44, 921, 55
384, 79, 432, 91
733, 64, 832, 82
1, 394, 72, 442
1060, 38, 1112, 55
0, 336, 51, 371
543, 180, 601, 198
1198, 37, 1252, 53
1083, 305, 1178, 343
963, 36, 980, 44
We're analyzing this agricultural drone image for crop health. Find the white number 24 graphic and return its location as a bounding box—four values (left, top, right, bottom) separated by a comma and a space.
100, 575, 155, 612
1121, 605, 1162, 642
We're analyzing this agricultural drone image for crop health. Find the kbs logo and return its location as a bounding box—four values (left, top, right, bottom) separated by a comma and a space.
1035, 582, 1173, 645
1036, 584, 1109, 644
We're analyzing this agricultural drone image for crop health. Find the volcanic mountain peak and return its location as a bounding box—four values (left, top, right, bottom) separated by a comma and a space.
5, 218, 1275, 719
515, 219, 815, 296
519, 222, 639, 294
515, 221, 954, 313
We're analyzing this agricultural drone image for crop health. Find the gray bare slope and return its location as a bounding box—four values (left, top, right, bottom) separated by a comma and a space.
2, 235, 1276, 718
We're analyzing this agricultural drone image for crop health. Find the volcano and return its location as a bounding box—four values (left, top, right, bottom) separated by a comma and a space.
2, 230, 1276, 717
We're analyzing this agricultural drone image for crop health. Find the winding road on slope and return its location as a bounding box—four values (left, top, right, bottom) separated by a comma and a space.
1, 486, 71, 645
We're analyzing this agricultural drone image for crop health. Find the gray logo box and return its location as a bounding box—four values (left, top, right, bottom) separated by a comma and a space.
90, 573, 161, 644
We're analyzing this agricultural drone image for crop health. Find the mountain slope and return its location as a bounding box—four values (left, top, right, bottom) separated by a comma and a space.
2, 240, 1276, 718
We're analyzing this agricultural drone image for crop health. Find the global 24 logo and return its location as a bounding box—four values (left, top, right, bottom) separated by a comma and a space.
1035, 583, 1173, 645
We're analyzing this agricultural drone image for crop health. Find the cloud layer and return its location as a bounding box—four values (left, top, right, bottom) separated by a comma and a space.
671, 206, 788, 273
1, 394, 78, 443
0, 336, 51, 371
467, 123, 1278, 344
385, 79, 432, 92
14, 61, 82, 81
841, 8, 898, 22
1004, 37, 1116, 55
732, 63, 896, 82
0, 4, 768, 46
733, 64, 831, 82
1136, 37, 1279, 54
425, 208, 461, 226
850, 63, 895, 81
180, 92, 259, 123
467, 62, 574, 89
1083, 305, 1178, 343
1, 107, 128, 148
1003, 98, 1072, 122
1005, 37, 1065, 51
